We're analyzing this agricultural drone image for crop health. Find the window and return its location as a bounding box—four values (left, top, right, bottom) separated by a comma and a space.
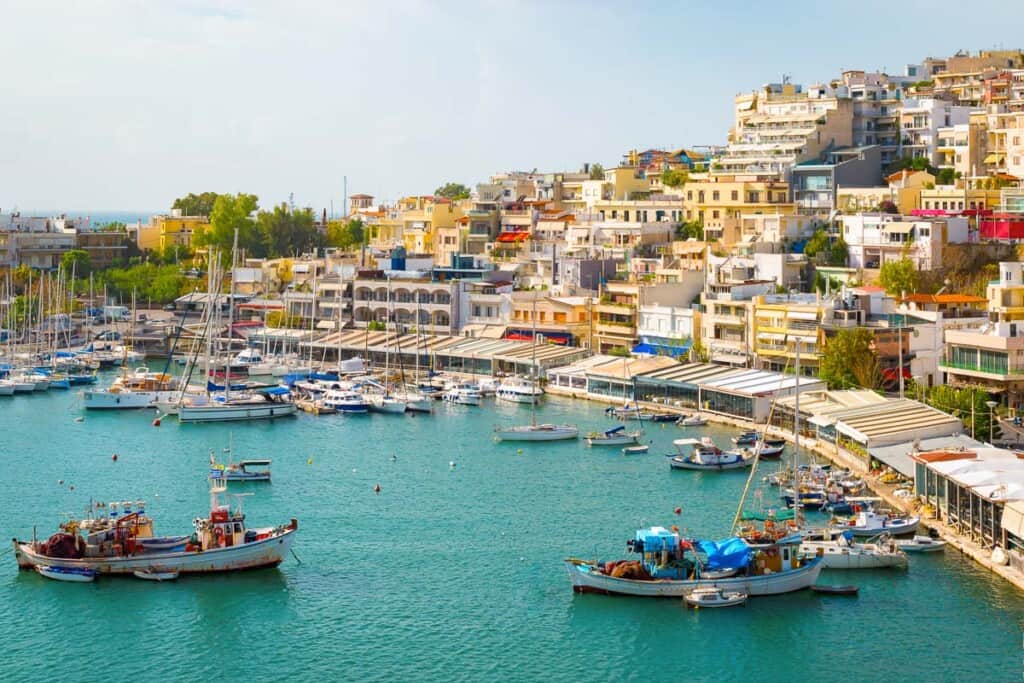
712, 191, 720, 201
624, 211, 630, 222
731, 190, 738, 201
687, 191, 693, 201
698, 191, 705, 203
712, 210, 720, 219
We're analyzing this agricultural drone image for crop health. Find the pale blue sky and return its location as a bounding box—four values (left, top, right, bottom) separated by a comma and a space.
0, 0, 1018, 214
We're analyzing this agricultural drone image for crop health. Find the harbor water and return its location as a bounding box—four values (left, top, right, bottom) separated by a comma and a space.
1, 383, 1022, 681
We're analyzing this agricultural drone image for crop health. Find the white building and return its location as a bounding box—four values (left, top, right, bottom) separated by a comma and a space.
899, 98, 973, 165
838, 213, 969, 271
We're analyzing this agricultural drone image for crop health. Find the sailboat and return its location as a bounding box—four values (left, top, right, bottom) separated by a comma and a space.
167, 233, 296, 423
366, 278, 407, 415
494, 295, 577, 442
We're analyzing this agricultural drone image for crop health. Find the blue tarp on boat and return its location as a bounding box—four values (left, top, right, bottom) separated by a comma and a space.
604, 425, 626, 436
696, 538, 752, 570
311, 371, 339, 381
262, 386, 290, 396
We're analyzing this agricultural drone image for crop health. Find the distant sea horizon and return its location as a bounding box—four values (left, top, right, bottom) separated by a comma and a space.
14, 210, 161, 229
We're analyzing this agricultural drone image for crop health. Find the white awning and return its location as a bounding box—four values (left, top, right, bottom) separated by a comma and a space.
757, 332, 786, 342
883, 222, 914, 234
786, 311, 819, 321
1002, 501, 1024, 539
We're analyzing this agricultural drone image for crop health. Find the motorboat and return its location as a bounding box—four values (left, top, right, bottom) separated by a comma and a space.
322, 389, 369, 414
757, 444, 785, 459
894, 535, 947, 553
83, 367, 178, 410
211, 459, 272, 483
495, 377, 543, 404
799, 529, 908, 570
133, 568, 179, 581
837, 510, 921, 537
295, 397, 337, 415
668, 438, 753, 471
444, 383, 482, 406
35, 565, 96, 583
565, 526, 822, 597
622, 445, 650, 455
677, 414, 707, 427
684, 586, 747, 608
403, 391, 434, 413
585, 425, 641, 447
494, 423, 579, 442
476, 377, 500, 396
13, 479, 298, 576
733, 431, 759, 446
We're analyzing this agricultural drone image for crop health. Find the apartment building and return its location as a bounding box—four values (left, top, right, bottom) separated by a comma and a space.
508, 293, 592, 346
701, 274, 775, 367
682, 174, 794, 242
396, 196, 464, 257
752, 294, 832, 375
592, 281, 695, 353
717, 81, 854, 178
941, 262, 1024, 407
635, 303, 698, 357
133, 213, 208, 252
834, 70, 908, 167
0, 214, 90, 269
983, 108, 1024, 178
900, 98, 973, 164
791, 145, 883, 214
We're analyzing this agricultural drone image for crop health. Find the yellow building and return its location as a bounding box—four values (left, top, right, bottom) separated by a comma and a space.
509, 293, 592, 346
134, 215, 209, 252
682, 174, 795, 243
396, 196, 464, 258
752, 295, 830, 375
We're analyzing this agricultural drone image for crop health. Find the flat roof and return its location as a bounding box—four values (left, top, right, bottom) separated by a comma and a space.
637, 362, 739, 386
835, 400, 962, 445
699, 369, 826, 396
870, 434, 984, 478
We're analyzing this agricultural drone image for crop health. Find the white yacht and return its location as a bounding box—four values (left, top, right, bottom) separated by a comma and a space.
495, 377, 543, 404
323, 389, 369, 414
444, 383, 482, 406
84, 367, 178, 410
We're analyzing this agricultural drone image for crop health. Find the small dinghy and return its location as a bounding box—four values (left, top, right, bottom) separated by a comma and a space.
622, 445, 650, 455
35, 565, 96, 583
135, 535, 190, 552
894, 535, 947, 553
133, 568, 180, 581
811, 584, 859, 596
677, 414, 707, 427
684, 586, 747, 608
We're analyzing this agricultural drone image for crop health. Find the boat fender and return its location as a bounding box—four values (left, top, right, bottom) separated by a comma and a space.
674, 507, 682, 515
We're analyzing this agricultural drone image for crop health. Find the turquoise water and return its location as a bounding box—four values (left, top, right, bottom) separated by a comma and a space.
1, 382, 1022, 682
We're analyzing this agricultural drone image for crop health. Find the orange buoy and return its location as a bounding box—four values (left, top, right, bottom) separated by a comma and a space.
374, 483, 381, 494
152, 418, 161, 427
674, 507, 682, 515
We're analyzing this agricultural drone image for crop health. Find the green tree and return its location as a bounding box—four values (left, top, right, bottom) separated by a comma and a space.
878, 257, 920, 295
326, 218, 366, 251
677, 221, 704, 240
588, 163, 605, 180
434, 183, 471, 200
924, 385, 1001, 442
172, 192, 221, 217
607, 346, 631, 358
60, 249, 91, 277
820, 327, 880, 390
257, 203, 319, 258
829, 237, 849, 267
690, 337, 710, 363
803, 229, 829, 259
199, 193, 261, 258
97, 221, 127, 232
661, 168, 688, 187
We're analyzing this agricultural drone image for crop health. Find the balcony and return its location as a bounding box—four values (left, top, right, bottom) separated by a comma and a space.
939, 359, 1022, 380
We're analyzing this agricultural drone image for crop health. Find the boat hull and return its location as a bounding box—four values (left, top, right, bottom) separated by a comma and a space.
669, 456, 751, 471
799, 543, 908, 569
178, 402, 297, 422
847, 519, 920, 537
84, 390, 178, 409
14, 526, 297, 575
585, 434, 640, 447
564, 557, 822, 597
495, 426, 579, 441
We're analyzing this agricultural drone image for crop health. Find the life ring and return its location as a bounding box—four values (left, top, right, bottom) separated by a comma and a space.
214, 527, 224, 539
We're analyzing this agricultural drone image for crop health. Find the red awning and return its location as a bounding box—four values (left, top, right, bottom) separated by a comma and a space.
496, 232, 530, 243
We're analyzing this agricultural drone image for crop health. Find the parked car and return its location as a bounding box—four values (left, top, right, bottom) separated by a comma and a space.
163, 303, 177, 311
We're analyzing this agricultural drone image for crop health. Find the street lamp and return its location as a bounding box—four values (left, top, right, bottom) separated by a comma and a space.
986, 400, 998, 444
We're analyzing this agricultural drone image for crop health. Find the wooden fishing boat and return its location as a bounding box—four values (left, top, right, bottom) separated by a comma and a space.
811, 584, 859, 595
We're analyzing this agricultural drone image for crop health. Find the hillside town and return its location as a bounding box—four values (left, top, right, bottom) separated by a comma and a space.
7, 48, 1024, 590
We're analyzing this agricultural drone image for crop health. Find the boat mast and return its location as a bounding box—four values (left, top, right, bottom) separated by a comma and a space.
531, 292, 538, 427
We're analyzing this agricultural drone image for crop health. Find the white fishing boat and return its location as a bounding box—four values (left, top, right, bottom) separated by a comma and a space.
800, 530, 908, 570
210, 458, 272, 483
565, 527, 822, 597
133, 568, 179, 581
495, 377, 543, 404
668, 438, 753, 471
622, 444, 650, 455
13, 479, 298, 576
684, 586, 747, 608
838, 510, 921, 537
585, 425, 641, 447
0, 379, 15, 396
444, 383, 482, 406
894, 535, 947, 553
35, 564, 96, 583
404, 391, 433, 413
